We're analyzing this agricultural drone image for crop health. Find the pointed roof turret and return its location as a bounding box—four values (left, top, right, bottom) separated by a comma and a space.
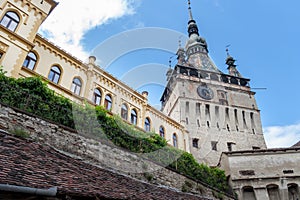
226, 48, 242, 77
176, 39, 186, 65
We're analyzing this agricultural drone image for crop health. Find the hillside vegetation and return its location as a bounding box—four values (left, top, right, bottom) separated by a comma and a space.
0, 67, 229, 193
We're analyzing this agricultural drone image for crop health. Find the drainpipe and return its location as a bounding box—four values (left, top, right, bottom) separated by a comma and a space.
0, 184, 57, 196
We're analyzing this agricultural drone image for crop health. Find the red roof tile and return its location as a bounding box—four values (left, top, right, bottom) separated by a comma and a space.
0, 132, 209, 199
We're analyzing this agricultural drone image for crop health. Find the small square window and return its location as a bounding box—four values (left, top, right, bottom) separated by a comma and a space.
227, 142, 234, 152
252, 146, 260, 150
211, 141, 218, 151
193, 138, 199, 148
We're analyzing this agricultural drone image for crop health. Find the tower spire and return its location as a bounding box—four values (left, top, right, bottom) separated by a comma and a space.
188, 0, 194, 21
187, 0, 199, 37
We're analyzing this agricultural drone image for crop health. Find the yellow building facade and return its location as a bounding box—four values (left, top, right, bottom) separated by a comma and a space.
0, 0, 189, 152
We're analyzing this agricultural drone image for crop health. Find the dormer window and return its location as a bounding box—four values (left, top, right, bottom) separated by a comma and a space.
0, 11, 20, 32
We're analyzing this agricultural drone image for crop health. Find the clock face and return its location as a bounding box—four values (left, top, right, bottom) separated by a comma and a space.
197, 86, 214, 100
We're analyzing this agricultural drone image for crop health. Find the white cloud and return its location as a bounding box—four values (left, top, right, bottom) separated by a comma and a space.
39, 0, 138, 60
263, 123, 300, 148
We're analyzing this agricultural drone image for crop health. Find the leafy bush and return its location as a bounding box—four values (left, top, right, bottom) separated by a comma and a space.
9, 128, 30, 138
0, 68, 229, 193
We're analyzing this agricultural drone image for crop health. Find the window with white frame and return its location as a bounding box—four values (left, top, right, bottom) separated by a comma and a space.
0, 11, 20, 32
23, 52, 37, 70
71, 78, 82, 95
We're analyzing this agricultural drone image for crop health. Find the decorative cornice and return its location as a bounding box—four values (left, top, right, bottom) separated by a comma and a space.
0, 25, 34, 50
146, 104, 185, 131
34, 34, 86, 70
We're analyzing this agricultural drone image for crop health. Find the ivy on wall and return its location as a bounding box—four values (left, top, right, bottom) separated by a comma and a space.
0, 67, 229, 194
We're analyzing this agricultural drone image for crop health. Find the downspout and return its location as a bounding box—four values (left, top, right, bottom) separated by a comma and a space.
0, 184, 57, 197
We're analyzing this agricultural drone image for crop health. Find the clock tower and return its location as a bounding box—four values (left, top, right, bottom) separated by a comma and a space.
160, 0, 267, 166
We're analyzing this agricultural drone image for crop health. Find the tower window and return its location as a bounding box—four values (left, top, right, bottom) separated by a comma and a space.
250, 112, 254, 120
196, 103, 201, 114
205, 104, 210, 116
23, 52, 37, 70
197, 119, 200, 127
211, 141, 218, 151
211, 74, 219, 81
227, 124, 230, 132
215, 106, 219, 117
185, 102, 189, 113
225, 108, 230, 119
234, 109, 238, 121
186, 117, 189, 125
242, 111, 247, 127
192, 138, 199, 148
0, 11, 20, 32
207, 121, 210, 128
242, 111, 246, 120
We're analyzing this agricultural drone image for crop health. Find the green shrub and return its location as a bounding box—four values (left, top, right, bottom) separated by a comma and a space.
0, 69, 229, 194
10, 129, 30, 138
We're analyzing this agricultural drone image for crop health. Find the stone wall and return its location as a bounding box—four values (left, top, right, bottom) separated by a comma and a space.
0, 104, 234, 200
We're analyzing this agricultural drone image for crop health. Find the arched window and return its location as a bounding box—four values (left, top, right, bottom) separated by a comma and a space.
144, 117, 151, 132
130, 109, 137, 125
22, 52, 37, 70
48, 66, 61, 84
159, 126, 165, 138
242, 186, 256, 200
267, 184, 280, 200
121, 104, 128, 120
104, 94, 112, 110
288, 183, 300, 200
71, 78, 82, 95
0, 11, 20, 32
173, 133, 178, 148
93, 88, 102, 105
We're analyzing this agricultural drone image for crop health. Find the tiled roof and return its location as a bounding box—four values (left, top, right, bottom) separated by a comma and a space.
0, 131, 209, 200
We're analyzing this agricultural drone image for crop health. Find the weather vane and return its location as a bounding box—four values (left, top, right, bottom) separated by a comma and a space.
226, 44, 231, 56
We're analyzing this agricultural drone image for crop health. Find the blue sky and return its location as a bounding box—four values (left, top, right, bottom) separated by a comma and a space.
40, 0, 300, 148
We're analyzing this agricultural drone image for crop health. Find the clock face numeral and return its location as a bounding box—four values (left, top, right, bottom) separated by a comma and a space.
197, 86, 214, 100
